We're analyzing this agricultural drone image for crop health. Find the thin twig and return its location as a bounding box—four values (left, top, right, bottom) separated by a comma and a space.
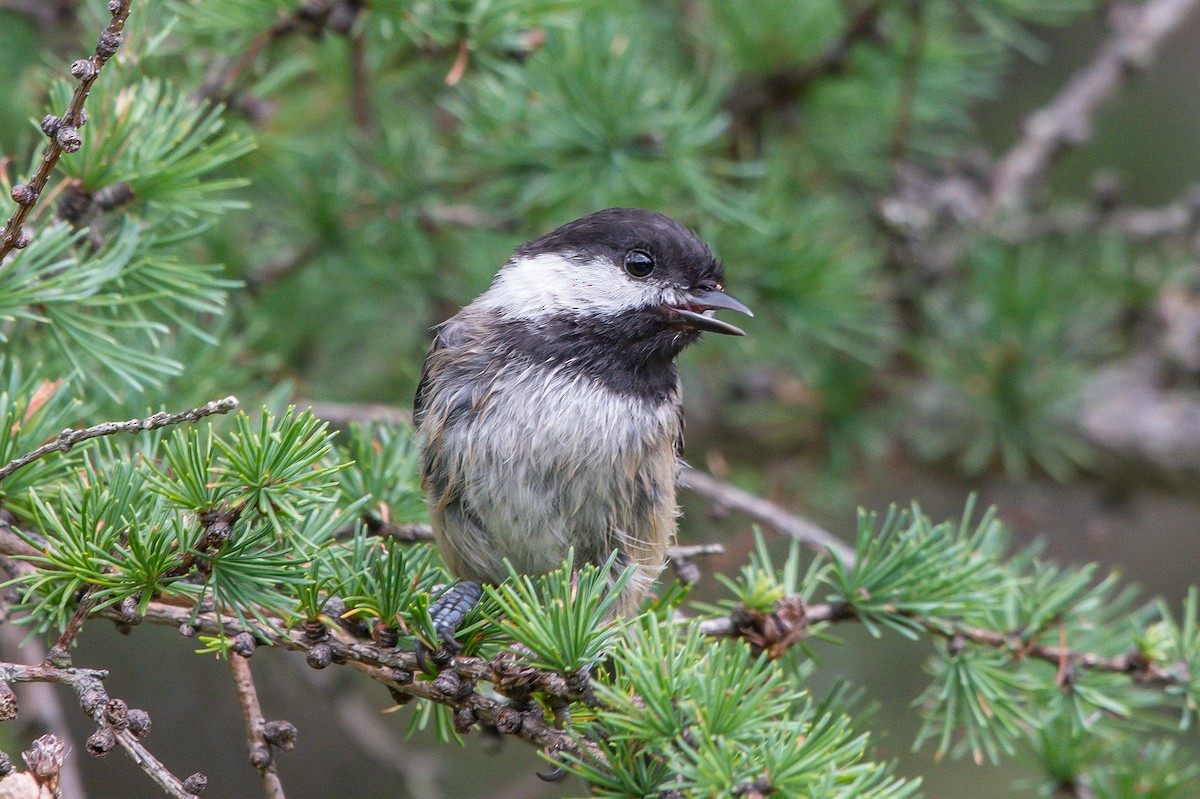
678, 468, 855, 565
196, 0, 365, 120
45, 586, 98, 665
245, 244, 319, 293
353, 514, 728, 568
999, 185, 1200, 242
0, 0, 79, 30
701, 597, 1189, 687
229, 655, 288, 799
990, 0, 1200, 213
300, 399, 411, 427
0, 0, 135, 265
0, 628, 88, 799
0, 396, 240, 483
0, 661, 202, 798
356, 512, 725, 583
665, 543, 725, 585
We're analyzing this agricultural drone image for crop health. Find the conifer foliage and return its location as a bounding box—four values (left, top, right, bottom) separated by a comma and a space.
0, 1, 1197, 797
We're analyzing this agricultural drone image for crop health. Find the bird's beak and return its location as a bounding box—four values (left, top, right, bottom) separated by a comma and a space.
666, 287, 754, 336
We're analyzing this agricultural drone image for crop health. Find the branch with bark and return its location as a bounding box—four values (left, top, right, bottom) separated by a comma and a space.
229, 655, 291, 799
51, 584, 1182, 763
0, 661, 204, 798
701, 597, 1189, 688
0, 0, 134, 264
0, 396, 240, 484
989, 0, 1200, 214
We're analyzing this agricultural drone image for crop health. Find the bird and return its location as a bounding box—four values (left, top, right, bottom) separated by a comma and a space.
413, 208, 751, 647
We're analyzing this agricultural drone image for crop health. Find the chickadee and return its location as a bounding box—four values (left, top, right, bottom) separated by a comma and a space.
414, 208, 751, 643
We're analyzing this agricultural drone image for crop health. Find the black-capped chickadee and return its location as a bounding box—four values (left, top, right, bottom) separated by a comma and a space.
414, 208, 751, 644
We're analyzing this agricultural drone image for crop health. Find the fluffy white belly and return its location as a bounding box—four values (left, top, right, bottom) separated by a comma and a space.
440, 362, 679, 580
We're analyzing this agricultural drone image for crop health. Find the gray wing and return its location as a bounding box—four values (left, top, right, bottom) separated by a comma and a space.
413, 315, 507, 582
413, 319, 463, 428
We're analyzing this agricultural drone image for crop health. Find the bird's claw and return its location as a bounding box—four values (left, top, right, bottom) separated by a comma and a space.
415, 581, 482, 673
536, 764, 567, 782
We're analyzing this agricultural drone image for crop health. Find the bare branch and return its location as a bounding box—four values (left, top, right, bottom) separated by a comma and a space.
1077, 354, 1200, 473
44, 587, 97, 665
229, 655, 288, 799
357, 515, 433, 542
301, 400, 411, 428
196, 0, 365, 121
0, 0, 135, 265
347, 29, 375, 136
664, 542, 725, 585
990, 0, 1200, 213
99, 600, 586, 757
701, 597, 1189, 688
678, 468, 855, 565
0, 630, 87, 799
0, 396, 240, 483
0, 661, 203, 798
0, 0, 79, 30
1000, 182, 1200, 242
246, 244, 319, 293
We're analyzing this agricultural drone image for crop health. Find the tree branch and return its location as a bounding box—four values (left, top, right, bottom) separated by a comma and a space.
229, 654, 288, 799
299, 399, 411, 427
195, 0, 365, 123
0, 628, 88, 799
998, 181, 1200, 243
701, 596, 1190, 688
0, 0, 134, 265
0, 0, 79, 31
44, 586, 98, 665
989, 0, 1200, 213
0, 661, 203, 798
678, 468, 855, 565
101, 600, 587, 757
0, 396, 240, 483
888, 0, 926, 162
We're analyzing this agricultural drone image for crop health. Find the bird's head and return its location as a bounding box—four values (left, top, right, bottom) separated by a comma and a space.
478, 208, 752, 361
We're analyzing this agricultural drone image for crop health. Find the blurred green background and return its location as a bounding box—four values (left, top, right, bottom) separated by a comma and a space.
1, 0, 1199, 796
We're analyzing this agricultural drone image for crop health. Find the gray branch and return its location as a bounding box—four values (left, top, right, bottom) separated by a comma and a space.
679, 468, 855, 566
229, 655, 288, 799
990, 0, 1200, 212
0, 396, 240, 483
0, 661, 202, 798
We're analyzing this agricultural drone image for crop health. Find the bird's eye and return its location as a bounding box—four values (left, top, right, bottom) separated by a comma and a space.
623, 249, 655, 278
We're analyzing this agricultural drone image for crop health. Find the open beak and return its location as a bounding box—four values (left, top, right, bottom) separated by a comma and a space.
667, 287, 753, 336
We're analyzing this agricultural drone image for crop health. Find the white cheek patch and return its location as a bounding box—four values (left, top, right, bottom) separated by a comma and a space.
476, 252, 662, 319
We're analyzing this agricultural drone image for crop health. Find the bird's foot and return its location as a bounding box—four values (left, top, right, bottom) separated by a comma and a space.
415, 581, 482, 673
536, 764, 567, 782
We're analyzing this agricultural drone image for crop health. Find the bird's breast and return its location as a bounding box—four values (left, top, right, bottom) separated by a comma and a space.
456, 358, 679, 489
421, 356, 681, 579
